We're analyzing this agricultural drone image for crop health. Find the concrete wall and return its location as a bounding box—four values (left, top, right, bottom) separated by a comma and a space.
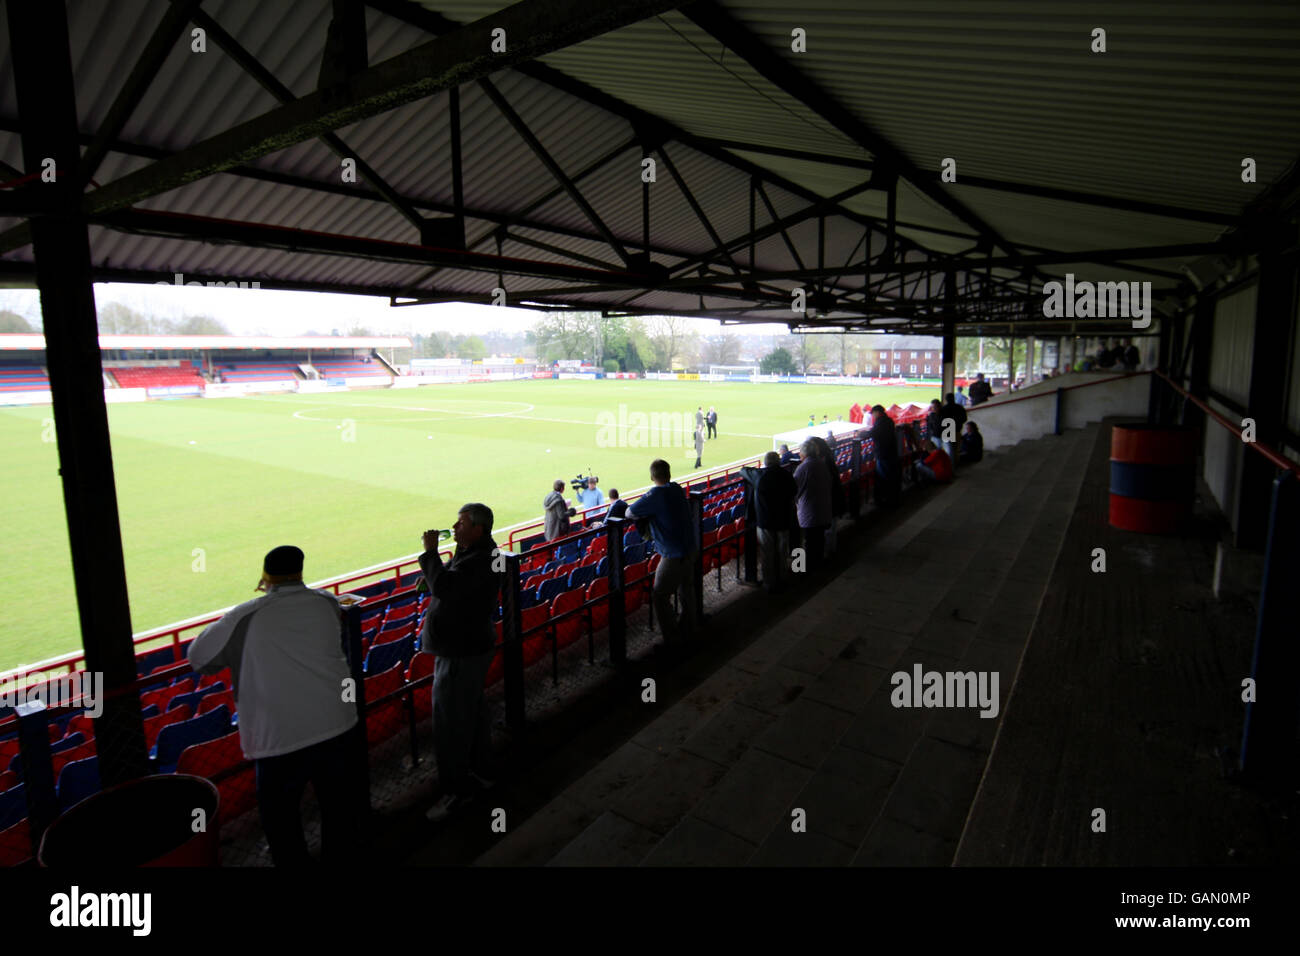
967, 372, 1149, 452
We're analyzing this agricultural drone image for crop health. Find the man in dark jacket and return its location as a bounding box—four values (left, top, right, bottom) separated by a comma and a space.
419, 502, 500, 821
743, 451, 797, 593
868, 405, 901, 507
939, 393, 968, 468
968, 373, 993, 406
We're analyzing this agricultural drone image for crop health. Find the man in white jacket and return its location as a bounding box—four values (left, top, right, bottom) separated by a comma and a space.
187, 545, 364, 867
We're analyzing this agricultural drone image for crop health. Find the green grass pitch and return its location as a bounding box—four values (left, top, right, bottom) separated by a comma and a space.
0, 380, 927, 672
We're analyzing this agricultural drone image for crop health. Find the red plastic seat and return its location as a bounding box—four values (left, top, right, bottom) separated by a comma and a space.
701, 530, 720, 573
585, 577, 610, 631
551, 590, 585, 649
405, 652, 436, 720
0, 770, 17, 793
176, 731, 255, 823
196, 670, 229, 691
521, 605, 550, 667
623, 560, 650, 614
363, 661, 405, 745
197, 691, 236, 720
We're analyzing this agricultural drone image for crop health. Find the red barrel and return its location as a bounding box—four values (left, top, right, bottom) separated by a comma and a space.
1109, 424, 1197, 533
39, 774, 221, 867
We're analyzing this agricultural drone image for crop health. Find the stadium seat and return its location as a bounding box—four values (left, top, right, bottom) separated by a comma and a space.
518, 588, 543, 610
142, 676, 196, 713
622, 528, 642, 547
522, 572, 549, 592
6, 732, 85, 776
623, 560, 650, 614
700, 515, 717, 533
363, 661, 405, 745
364, 635, 414, 675
0, 770, 17, 793
167, 682, 224, 715
154, 706, 231, 773
197, 691, 237, 723
136, 646, 180, 676
701, 530, 720, 573
587, 537, 607, 556
372, 618, 416, 647
144, 705, 192, 750
718, 521, 740, 564
0, 819, 30, 867
624, 543, 645, 565
595, 556, 608, 576
176, 732, 255, 823
551, 590, 585, 650
56, 756, 101, 810
567, 564, 597, 590
585, 577, 610, 631
520, 605, 551, 667
555, 561, 580, 580
0, 784, 26, 830
196, 670, 230, 691
0, 738, 18, 768
536, 577, 567, 605
406, 652, 436, 721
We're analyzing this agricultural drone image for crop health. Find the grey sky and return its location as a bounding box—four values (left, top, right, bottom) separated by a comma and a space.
0, 284, 791, 340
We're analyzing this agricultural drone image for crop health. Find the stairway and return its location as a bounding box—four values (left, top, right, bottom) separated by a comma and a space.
476, 424, 1101, 866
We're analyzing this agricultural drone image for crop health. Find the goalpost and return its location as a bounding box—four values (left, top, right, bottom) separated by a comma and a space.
707, 365, 760, 382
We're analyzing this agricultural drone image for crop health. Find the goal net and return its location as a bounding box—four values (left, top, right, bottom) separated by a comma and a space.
707, 365, 759, 382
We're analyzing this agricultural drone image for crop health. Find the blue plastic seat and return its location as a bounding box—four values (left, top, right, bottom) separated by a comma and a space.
567, 565, 597, 590
624, 543, 645, 565
537, 578, 567, 605
0, 784, 26, 829
56, 756, 101, 809
595, 556, 608, 576
700, 515, 717, 533
363, 635, 415, 676
623, 528, 642, 547
167, 682, 225, 714
7, 732, 86, 776
153, 706, 231, 773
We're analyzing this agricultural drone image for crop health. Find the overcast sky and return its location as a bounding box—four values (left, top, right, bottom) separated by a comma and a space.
0, 283, 792, 340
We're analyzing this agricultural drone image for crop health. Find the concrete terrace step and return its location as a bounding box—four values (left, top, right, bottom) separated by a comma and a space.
476, 424, 1101, 866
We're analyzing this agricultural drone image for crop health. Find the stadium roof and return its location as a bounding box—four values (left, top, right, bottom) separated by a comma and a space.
0, 334, 411, 351
2, 1, 1298, 335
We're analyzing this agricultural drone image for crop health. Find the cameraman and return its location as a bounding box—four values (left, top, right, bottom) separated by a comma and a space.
576, 475, 604, 518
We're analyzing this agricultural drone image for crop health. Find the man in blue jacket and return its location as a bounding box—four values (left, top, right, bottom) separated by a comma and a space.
627, 459, 697, 651
418, 502, 500, 822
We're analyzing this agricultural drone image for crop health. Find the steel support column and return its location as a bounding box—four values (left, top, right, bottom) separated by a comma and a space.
1237, 240, 1299, 549
7, 0, 148, 786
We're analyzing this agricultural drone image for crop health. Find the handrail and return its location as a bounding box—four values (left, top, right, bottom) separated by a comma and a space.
1155, 370, 1300, 477
966, 371, 1146, 412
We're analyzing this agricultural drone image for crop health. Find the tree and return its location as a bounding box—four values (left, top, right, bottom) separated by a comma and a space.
701, 333, 741, 367
535, 311, 599, 363
646, 315, 686, 370
97, 302, 152, 334
792, 333, 829, 374
760, 347, 797, 374
458, 335, 488, 361
174, 314, 230, 335
0, 310, 33, 333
